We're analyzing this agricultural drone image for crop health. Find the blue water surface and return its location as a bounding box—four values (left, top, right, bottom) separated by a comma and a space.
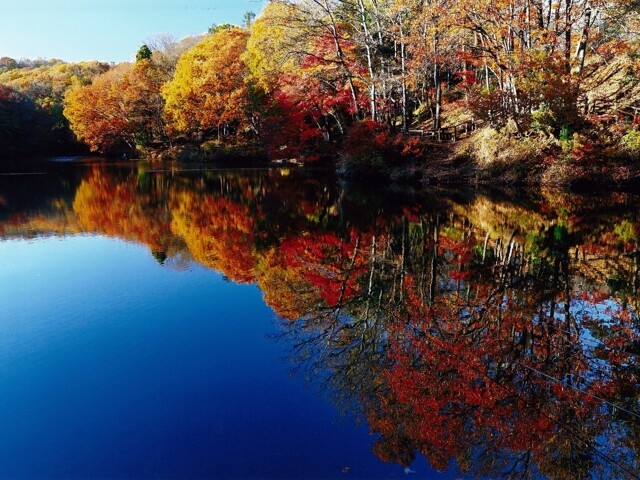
0, 236, 434, 479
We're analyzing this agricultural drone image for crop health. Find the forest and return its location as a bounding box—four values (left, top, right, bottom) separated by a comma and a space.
1, 0, 640, 185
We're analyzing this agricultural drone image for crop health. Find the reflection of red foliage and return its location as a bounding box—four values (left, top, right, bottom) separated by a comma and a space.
281, 229, 370, 306
366, 266, 640, 477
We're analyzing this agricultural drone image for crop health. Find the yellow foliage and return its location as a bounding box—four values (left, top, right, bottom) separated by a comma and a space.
243, 2, 303, 93
0, 61, 109, 105
161, 27, 249, 137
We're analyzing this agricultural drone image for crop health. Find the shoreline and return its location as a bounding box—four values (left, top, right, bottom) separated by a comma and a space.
4, 127, 639, 190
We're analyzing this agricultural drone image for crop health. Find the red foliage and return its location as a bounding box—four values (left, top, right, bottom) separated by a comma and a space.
280, 229, 370, 307
453, 69, 479, 90
342, 120, 389, 157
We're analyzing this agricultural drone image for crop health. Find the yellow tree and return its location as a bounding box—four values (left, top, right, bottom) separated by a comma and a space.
162, 27, 250, 140
243, 2, 303, 94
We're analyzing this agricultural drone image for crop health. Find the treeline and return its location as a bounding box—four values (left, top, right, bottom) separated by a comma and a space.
1, 0, 639, 163
0, 59, 110, 156
0, 35, 199, 158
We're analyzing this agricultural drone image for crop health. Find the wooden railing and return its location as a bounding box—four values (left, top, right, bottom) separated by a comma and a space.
408, 119, 478, 142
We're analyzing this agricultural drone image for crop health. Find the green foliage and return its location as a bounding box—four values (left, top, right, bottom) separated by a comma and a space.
201, 140, 222, 155
559, 125, 573, 153
614, 219, 637, 242
243, 11, 256, 28
607, 274, 630, 295
441, 226, 464, 240
208, 23, 233, 34
136, 44, 153, 62
553, 224, 568, 242
620, 129, 640, 158
530, 105, 555, 134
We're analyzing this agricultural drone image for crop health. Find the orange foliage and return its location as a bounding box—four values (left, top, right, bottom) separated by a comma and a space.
170, 190, 257, 283
72, 167, 173, 252
64, 61, 165, 152
162, 28, 250, 138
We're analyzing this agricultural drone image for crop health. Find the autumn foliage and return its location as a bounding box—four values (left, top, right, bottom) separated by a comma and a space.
64, 61, 166, 152
2, 0, 636, 163
162, 27, 250, 140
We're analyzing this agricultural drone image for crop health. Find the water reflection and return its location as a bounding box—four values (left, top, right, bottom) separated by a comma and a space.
1, 163, 640, 479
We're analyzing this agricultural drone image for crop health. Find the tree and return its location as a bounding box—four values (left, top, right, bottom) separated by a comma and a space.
162, 27, 251, 140
243, 10, 256, 28
0, 60, 110, 154
170, 189, 258, 283
73, 167, 173, 253
0, 57, 18, 73
145, 33, 202, 76
208, 23, 234, 34
136, 44, 153, 62
0, 84, 37, 155
243, 1, 304, 93
64, 60, 166, 152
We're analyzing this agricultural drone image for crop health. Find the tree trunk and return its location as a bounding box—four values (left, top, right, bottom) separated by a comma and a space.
320, 0, 362, 119
574, 5, 591, 74
565, 0, 573, 72
434, 62, 442, 130
357, 0, 377, 121
400, 18, 408, 133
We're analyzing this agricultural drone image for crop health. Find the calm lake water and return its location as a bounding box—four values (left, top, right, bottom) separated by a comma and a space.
0, 157, 639, 479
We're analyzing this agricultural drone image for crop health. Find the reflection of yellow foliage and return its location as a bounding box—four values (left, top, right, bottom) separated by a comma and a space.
170, 190, 257, 283
451, 196, 548, 244
256, 247, 320, 320
0, 212, 81, 238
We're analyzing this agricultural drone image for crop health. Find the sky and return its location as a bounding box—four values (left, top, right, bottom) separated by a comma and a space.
0, 0, 266, 63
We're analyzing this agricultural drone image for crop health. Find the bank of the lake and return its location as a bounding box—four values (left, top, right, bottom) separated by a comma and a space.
123, 121, 640, 189
411, 127, 640, 188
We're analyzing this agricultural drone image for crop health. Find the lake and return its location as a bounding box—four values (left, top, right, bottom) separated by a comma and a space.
0, 157, 639, 479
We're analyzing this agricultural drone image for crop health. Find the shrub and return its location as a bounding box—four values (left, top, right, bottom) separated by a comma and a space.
338, 121, 391, 177
620, 129, 640, 159
469, 127, 551, 166
338, 121, 424, 179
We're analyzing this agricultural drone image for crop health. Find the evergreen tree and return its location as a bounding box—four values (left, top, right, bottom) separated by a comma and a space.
136, 44, 152, 63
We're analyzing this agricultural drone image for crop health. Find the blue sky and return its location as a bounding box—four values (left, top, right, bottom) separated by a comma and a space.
0, 0, 266, 63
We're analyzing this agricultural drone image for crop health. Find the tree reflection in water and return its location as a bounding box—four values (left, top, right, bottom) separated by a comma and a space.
2, 164, 639, 479
275, 197, 640, 479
